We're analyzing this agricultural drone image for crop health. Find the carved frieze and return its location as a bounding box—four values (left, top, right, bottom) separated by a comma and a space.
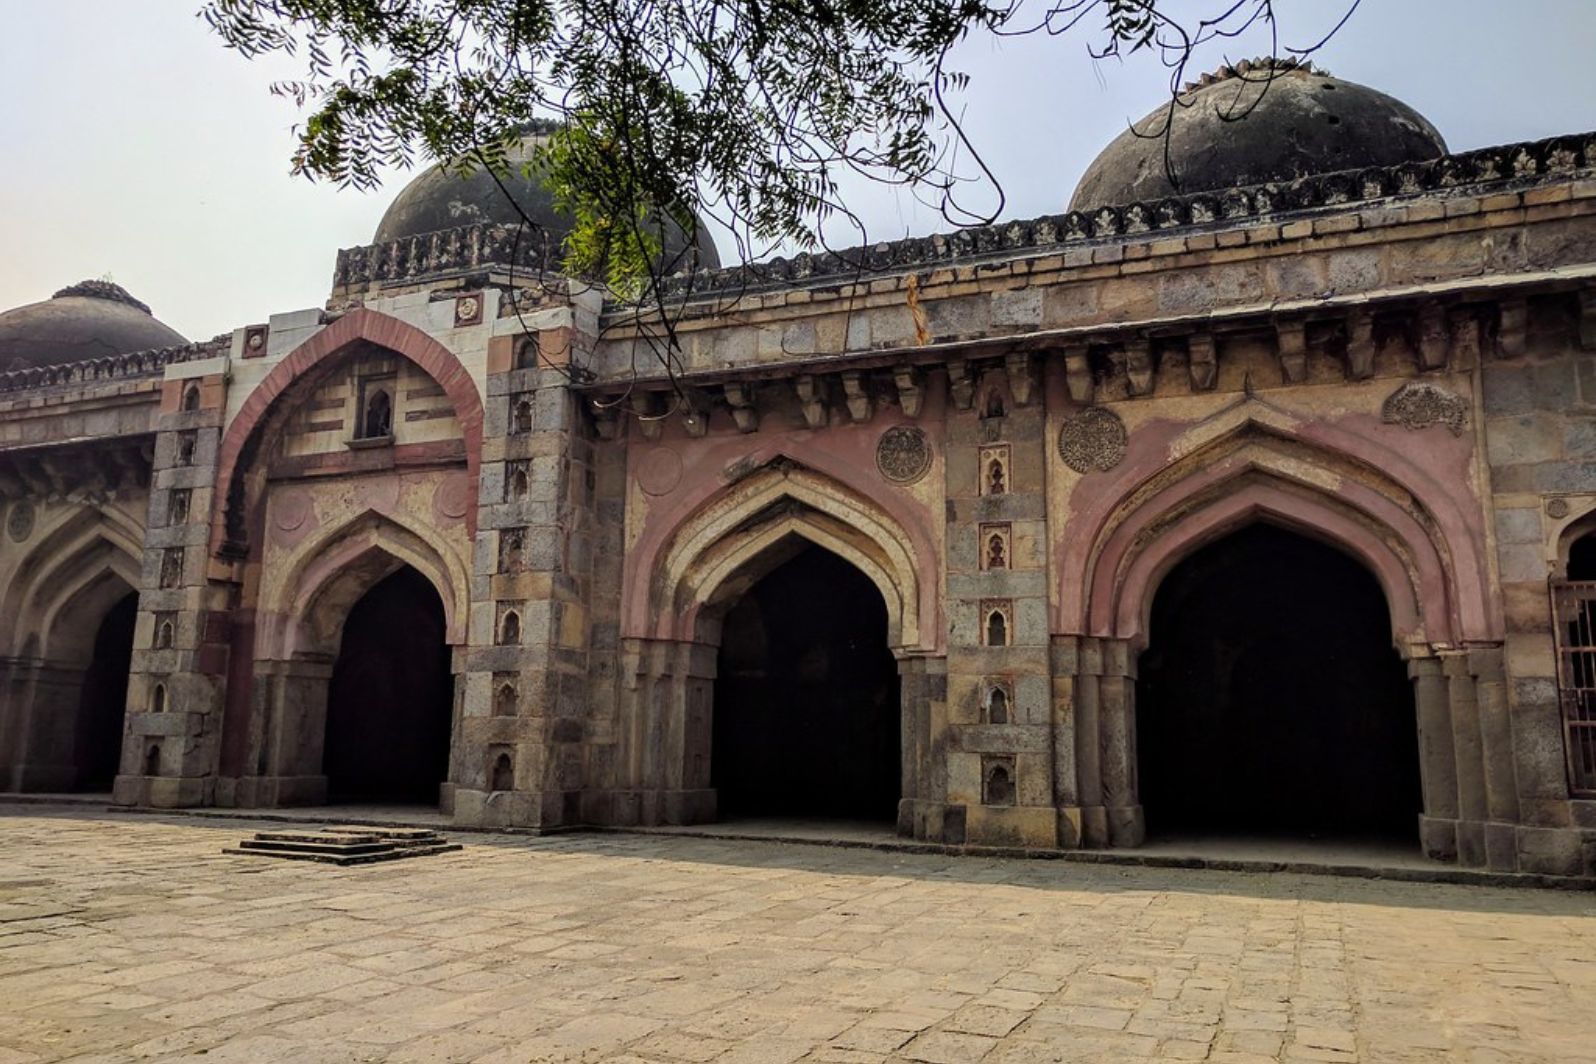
1381, 381, 1468, 436
875, 426, 933, 485
1058, 408, 1129, 474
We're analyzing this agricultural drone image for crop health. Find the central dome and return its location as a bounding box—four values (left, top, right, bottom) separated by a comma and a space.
372, 133, 721, 271
1069, 59, 1447, 211
0, 281, 187, 372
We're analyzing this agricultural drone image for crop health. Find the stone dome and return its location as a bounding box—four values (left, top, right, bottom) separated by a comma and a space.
0, 281, 188, 372
1068, 59, 1448, 211
372, 133, 721, 270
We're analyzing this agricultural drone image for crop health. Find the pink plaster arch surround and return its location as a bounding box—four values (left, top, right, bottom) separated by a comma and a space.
1060, 402, 1500, 650
209, 308, 485, 560
1107, 482, 1428, 650
622, 434, 943, 653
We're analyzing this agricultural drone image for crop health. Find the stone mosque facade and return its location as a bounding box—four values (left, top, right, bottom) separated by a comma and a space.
4, 61, 1596, 878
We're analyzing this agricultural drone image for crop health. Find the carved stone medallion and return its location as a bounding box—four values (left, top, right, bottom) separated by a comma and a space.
1381, 381, 1467, 436
6, 500, 33, 543
1058, 408, 1128, 473
876, 426, 932, 485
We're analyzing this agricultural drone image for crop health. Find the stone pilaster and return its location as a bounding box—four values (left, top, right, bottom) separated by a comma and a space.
612, 637, 717, 826
452, 322, 598, 829
940, 366, 1057, 847
115, 376, 230, 808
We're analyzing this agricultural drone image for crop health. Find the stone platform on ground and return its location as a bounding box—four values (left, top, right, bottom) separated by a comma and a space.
2, 806, 1596, 1063
224, 826, 462, 865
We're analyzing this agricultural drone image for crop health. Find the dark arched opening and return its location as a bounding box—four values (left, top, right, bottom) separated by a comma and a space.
73, 590, 138, 791
324, 565, 453, 803
1136, 524, 1421, 841
712, 545, 901, 820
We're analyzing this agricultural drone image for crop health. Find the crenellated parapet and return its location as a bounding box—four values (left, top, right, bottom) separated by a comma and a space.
0, 338, 226, 397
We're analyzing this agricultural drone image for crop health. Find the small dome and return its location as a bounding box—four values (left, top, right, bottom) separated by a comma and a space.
0, 281, 187, 372
1069, 59, 1447, 211
372, 134, 721, 270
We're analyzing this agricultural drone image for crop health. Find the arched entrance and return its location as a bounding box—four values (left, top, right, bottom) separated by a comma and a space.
73, 590, 137, 791
1136, 524, 1422, 841
712, 545, 901, 821
323, 566, 453, 803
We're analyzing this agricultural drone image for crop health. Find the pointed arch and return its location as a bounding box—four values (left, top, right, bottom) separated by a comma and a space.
2, 505, 144, 660
256, 508, 470, 661
1064, 403, 1492, 650
209, 307, 485, 559
645, 462, 931, 652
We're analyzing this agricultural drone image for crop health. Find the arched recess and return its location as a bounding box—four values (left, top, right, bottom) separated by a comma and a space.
258, 509, 471, 661
0, 505, 143, 793
650, 462, 929, 652
1067, 412, 1489, 652
2, 505, 144, 661
208, 307, 485, 560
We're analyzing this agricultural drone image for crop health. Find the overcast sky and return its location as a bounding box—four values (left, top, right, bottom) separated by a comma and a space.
2, 1, 1593, 341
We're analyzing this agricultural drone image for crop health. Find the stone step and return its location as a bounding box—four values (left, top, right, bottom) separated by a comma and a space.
237, 838, 399, 856
320, 827, 440, 841
222, 842, 461, 866
223, 827, 462, 866
250, 831, 389, 846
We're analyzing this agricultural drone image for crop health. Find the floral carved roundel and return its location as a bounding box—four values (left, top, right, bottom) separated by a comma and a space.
875, 426, 933, 485
1058, 407, 1128, 474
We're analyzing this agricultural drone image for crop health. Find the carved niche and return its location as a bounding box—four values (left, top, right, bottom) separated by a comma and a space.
1381, 382, 1468, 437
875, 426, 933, 485
1058, 408, 1129, 474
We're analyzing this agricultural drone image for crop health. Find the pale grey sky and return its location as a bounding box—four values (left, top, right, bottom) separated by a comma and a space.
2, 1, 1593, 341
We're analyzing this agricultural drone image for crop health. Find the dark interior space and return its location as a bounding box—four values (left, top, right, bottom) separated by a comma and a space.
73, 590, 138, 791
1136, 523, 1421, 841
325, 565, 453, 803
713, 544, 901, 820
1568, 530, 1596, 580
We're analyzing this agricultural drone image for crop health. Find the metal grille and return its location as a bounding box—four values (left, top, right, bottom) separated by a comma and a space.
1551, 580, 1596, 796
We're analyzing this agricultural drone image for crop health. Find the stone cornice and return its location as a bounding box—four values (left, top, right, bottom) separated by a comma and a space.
327, 131, 1595, 304
578, 264, 1596, 430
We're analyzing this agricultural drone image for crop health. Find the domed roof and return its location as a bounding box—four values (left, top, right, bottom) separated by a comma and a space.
373, 133, 721, 271
1069, 59, 1447, 212
0, 281, 188, 372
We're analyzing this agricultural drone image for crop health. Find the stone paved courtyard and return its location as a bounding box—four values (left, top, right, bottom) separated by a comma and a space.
1, 810, 1594, 1063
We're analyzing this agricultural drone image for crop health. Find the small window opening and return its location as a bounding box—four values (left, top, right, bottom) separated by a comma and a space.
985, 610, 1008, 647
156, 621, 174, 650
494, 683, 517, 717
159, 550, 183, 589
176, 432, 197, 466
987, 685, 1009, 724
181, 383, 201, 412
490, 752, 515, 792
145, 743, 161, 776
983, 762, 1015, 806
168, 489, 190, 525
515, 337, 539, 370
512, 398, 534, 435
360, 387, 393, 440
499, 610, 521, 646
151, 683, 167, 714
987, 458, 1006, 495
987, 534, 1007, 570
984, 392, 1006, 419
510, 466, 530, 499
500, 530, 525, 572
